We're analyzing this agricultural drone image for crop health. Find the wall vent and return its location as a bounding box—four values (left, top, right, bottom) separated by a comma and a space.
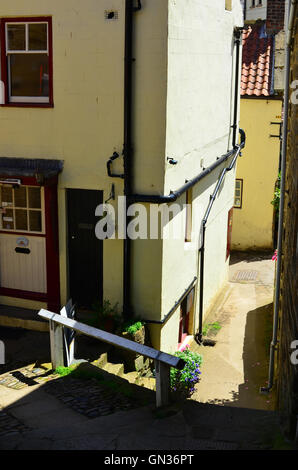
104, 10, 118, 20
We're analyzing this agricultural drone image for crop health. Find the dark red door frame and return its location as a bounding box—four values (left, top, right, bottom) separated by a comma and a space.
0, 176, 61, 311
44, 178, 60, 312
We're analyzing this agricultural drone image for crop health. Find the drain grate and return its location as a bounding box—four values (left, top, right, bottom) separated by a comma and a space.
232, 270, 259, 282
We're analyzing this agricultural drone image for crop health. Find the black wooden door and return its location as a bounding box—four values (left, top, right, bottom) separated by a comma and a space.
67, 189, 103, 309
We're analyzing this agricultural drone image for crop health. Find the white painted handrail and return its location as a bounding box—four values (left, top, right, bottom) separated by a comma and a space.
38, 309, 185, 407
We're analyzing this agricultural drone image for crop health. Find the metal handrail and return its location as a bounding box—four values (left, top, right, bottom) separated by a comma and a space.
38, 309, 186, 408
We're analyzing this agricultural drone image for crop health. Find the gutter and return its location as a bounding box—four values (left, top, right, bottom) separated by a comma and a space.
261, 0, 297, 393
196, 142, 243, 344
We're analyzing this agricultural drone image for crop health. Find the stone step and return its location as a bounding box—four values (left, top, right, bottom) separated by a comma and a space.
135, 376, 156, 391
91, 355, 156, 392
123, 371, 139, 384
91, 352, 108, 369
101, 362, 124, 378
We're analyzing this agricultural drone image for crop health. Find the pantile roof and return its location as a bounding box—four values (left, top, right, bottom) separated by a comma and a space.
241, 21, 274, 97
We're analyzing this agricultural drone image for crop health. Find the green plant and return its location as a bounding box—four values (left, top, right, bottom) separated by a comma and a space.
170, 347, 202, 398
123, 320, 144, 335
90, 299, 122, 331
271, 172, 281, 214
202, 322, 221, 336
54, 365, 77, 376
92, 299, 119, 318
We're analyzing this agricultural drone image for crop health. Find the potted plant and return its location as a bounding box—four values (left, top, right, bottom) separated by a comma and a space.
170, 346, 202, 400
91, 300, 121, 333
119, 320, 152, 372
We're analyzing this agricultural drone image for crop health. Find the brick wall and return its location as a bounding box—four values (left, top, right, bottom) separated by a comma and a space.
266, 0, 286, 35
277, 7, 298, 441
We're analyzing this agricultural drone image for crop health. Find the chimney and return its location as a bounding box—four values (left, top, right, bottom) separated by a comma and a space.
266, 0, 286, 35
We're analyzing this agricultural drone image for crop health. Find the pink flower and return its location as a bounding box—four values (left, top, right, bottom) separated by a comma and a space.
179, 344, 190, 352
272, 250, 278, 261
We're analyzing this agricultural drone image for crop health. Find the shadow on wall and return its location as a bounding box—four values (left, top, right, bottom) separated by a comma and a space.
229, 250, 273, 266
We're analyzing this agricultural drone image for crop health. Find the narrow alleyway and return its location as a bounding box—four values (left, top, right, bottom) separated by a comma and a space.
191, 251, 275, 410
0, 251, 291, 449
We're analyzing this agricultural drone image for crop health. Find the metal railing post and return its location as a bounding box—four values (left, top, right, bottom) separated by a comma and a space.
40, 309, 185, 408
49, 319, 64, 369
155, 360, 170, 408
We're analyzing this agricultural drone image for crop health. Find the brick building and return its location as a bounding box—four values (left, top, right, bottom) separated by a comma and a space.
277, 1, 298, 442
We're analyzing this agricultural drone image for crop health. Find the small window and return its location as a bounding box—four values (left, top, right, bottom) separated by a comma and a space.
0, 185, 43, 233
0, 17, 53, 106
185, 189, 192, 242
234, 179, 243, 209
225, 0, 232, 11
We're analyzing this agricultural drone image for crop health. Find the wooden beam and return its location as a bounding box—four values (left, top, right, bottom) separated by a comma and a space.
155, 360, 170, 408
49, 319, 64, 369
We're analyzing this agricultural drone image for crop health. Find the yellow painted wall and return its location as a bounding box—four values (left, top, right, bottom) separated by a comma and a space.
0, 0, 245, 353
0, 0, 168, 312
232, 98, 282, 251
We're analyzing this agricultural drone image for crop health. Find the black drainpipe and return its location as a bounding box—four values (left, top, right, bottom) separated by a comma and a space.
195, 139, 244, 344
123, 0, 142, 319
232, 28, 242, 148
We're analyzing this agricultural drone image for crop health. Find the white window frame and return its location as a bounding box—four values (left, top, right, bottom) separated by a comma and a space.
234, 179, 243, 209
0, 185, 45, 234
5, 22, 49, 103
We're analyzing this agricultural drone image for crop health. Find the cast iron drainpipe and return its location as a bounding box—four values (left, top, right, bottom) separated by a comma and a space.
260, 0, 297, 394
123, 0, 142, 318
195, 139, 244, 345
232, 28, 242, 148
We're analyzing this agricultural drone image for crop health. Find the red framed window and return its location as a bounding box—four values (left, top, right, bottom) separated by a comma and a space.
0, 17, 53, 107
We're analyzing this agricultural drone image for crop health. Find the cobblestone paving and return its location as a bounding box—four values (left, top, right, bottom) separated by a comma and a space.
0, 406, 30, 438
0, 366, 59, 390
43, 376, 140, 418
0, 364, 149, 426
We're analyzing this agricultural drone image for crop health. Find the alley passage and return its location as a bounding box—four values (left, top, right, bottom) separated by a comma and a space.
192, 251, 275, 410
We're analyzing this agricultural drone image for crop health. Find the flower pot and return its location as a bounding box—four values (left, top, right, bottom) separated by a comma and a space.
120, 326, 152, 372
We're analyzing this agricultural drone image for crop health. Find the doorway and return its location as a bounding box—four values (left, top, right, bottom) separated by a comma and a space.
178, 287, 195, 349
67, 189, 103, 309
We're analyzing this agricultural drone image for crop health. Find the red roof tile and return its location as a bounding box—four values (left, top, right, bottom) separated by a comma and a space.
241, 21, 274, 97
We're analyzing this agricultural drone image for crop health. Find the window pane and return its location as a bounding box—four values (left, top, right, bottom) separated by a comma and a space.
2, 209, 14, 230
29, 211, 42, 232
7, 24, 26, 51
14, 186, 27, 207
1, 186, 13, 206
15, 209, 28, 230
9, 54, 49, 98
28, 187, 41, 209
28, 23, 47, 51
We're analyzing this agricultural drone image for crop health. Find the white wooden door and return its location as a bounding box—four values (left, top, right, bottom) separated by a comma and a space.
0, 233, 47, 293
